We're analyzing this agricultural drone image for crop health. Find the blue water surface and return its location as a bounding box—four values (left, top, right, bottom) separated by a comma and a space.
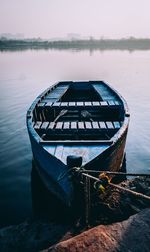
0, 49, 150, 226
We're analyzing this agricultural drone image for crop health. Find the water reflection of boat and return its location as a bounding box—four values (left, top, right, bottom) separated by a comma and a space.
27, 81, 130, 207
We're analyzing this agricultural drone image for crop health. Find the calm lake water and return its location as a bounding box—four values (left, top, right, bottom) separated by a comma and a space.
0, 48, 150, 227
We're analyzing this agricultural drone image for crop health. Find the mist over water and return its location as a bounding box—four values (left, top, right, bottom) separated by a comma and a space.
0, 48, 150, 226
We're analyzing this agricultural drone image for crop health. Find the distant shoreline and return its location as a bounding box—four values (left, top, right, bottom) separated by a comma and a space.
0, 38, 150, 51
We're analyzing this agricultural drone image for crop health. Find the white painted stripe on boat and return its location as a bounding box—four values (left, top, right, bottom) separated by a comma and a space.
114, 101, 120, 105
92, 101, 100, 106
71, 122, 77, 129
106, 121, 114, 129
85, 102, 92, 106
55, 122, 63, 129
113, 121, 121, 128
69, 102, 76, 106
45, 102, 53, 107
77, 102, 84, 106
100, 101, 108, 106
48, 122, 55, 129
108, 101, 115, 106
41, 122, 49, 129
53, 102, 61, 107
85, 121, 92, 129
63, 122, 70, 129
34, 121, 42, 129
37, 102, 45, 107
92, 121, 99, 129
78, 122, 85, 129
60, 102, 68, 106
99, 121, 107, 129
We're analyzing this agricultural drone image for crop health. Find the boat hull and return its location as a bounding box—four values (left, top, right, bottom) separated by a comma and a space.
27, 81, 130, 207
28, 126, 128, 206
28, 132, 74, 206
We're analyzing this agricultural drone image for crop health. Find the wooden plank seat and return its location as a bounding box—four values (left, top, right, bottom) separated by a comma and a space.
43, 86, 69, 100
51, 100, 121, 109
35, 100, 122, 121
36, 100, 120, 109
47, 101, 121, 120
34, 121, 42, 130
34, 120, 121, 136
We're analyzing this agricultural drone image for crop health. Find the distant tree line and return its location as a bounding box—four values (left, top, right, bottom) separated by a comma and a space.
0, 38, 150, 51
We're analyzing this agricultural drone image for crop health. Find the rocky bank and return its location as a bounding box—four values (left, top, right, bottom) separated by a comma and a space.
0, 177, 149, 252
48, 208, 150, 252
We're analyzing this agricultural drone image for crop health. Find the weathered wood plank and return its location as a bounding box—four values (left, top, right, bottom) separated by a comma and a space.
45, 102, 53, 107
71, 122, 77, 129
100, 101, 108, 106
113, 121, 121, 129
92, 101, 100, 106
77, 102, 84, 106
54, 145, 64, 159
61, 144, 110, 165
106, 121, 114, 129
61, 146, 89, 165
108, 101, 115, 106
92, 121, 99, 129
78, 122, 85, 129
99, 121, 107, 129
37, 102, 45, 107
60, 102, 68, 107
43, 145, 56, 155
85, 102, 92, 106
41, 122, 49, 129
57, 86, 68, 90
63, 122, 70, 129
34, 121, 42, 129
114, 101, 120, 105
85, 121, 92, 129
69, 102, 76, 106
46, 92, 63, 98
93, 84, 117, 100
55, 122, 63, 129
53, 102, 61, 107
48, 122, 55, 129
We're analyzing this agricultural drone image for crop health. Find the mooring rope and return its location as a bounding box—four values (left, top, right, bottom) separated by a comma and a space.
57, 167, 76, 181
108, 182, 150, 201
57, 167, 150, 201
80, 171, 150, 202
81, 169, 150, 177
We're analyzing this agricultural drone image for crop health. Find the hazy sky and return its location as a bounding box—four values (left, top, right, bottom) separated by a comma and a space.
0, 0, 150, 39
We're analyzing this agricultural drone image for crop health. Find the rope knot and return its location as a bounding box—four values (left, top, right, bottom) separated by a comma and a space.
94, 172, 110, 193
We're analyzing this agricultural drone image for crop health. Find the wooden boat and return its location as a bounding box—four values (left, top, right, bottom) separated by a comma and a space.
27, 81, 130, 206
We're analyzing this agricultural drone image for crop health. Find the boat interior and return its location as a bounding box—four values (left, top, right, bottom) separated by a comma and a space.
32, 82, 124, 141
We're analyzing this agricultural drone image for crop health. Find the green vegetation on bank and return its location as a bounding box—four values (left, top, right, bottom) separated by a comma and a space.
0, 38, 150, 51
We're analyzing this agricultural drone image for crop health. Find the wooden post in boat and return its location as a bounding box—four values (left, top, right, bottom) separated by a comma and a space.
84, 175, 91, 226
